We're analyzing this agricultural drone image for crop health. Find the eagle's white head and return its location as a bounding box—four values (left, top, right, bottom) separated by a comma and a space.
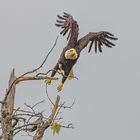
64, 48, 78, 60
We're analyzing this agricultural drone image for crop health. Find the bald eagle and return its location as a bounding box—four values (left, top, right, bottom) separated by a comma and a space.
46, 12, 118, 91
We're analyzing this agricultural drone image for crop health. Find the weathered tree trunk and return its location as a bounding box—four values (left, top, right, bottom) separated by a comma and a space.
33, 95, 60, 140
0, 67, 64, 140
1, 69, 16, 140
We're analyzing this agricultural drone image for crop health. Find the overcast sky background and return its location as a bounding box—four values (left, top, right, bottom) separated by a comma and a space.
0, 0, 140, 140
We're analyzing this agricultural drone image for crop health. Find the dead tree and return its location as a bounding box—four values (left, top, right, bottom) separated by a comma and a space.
0, 36, 74, 140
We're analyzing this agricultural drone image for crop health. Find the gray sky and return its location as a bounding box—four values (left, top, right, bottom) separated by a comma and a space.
0, 0, 140, 140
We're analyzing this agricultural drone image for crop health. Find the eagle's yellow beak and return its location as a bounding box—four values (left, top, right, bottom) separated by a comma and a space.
70, 49, 77, 56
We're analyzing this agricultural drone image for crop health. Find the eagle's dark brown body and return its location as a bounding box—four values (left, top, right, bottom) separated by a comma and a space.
49, 12, 118, 90
51, 45, 80, 84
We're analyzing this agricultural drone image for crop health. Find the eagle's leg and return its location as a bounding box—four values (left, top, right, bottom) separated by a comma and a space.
57, 64, 65, 76
45, 63, 59, 84
68, 69, 74, 80
57, 76, 66, 91
57, 69, 71, 91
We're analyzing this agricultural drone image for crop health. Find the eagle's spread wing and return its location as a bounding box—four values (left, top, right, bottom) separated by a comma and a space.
78, 31, 118, 53
55, 12, 79, 44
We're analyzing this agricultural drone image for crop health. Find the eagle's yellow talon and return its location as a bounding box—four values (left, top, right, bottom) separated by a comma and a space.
57, 83, 63, 91
45, 79, 52, 85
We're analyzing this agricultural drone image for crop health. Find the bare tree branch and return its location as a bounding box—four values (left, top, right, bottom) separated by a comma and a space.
45, 85, 54, 106
33, 95, 60, 140
0, 35, 74, 140
24, 103, 36, 114
59, 99, 76, 109
19, 35, 59, 77
4, 75, 58, 104
12, 118, 19, 128
32, 100, 45, 109
13, 108, 35, 114
3, 36, 59, 103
